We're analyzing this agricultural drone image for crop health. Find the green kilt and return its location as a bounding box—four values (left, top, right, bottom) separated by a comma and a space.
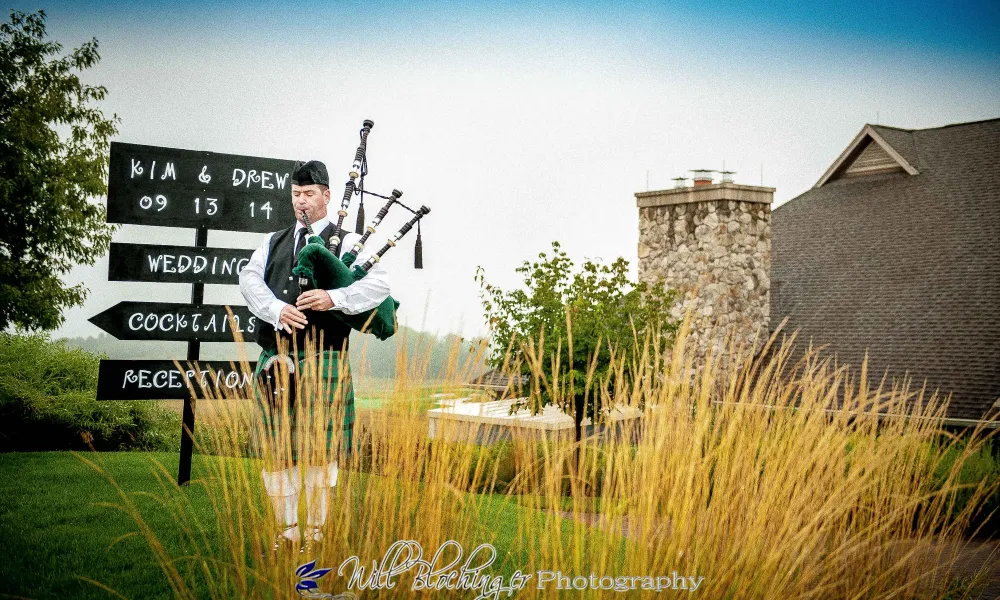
252, 348, 355, 465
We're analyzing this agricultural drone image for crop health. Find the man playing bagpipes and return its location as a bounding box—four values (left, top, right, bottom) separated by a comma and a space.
238, 158, 390, 553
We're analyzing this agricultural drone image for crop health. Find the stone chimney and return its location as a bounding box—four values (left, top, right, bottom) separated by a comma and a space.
636, 175, 774, 368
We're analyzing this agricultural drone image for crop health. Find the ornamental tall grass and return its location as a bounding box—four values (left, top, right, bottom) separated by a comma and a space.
74, 310, 999, 599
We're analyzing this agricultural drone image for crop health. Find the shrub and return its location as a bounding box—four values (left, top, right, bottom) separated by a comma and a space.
0, 332, 180, 451
931, 435, 1000, 537
476, 241, 679, 442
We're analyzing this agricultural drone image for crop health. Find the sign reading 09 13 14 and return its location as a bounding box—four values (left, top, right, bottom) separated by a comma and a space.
107, 142, 297, 233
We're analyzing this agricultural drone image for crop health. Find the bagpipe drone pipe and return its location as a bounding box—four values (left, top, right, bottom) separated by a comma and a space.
290, 120, 431, 341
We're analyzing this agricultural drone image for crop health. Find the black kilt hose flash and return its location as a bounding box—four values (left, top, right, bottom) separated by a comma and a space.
253, 345, 355, 466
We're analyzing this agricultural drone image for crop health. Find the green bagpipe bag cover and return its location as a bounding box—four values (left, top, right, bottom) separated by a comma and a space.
291, 237, 400, 340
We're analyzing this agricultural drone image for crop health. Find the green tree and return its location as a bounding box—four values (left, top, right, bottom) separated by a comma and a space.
476, 241, 679, 443
0, 9, 119, 331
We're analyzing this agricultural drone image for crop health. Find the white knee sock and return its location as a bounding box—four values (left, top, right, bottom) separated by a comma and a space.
270, 492, 298, 525
261, 466, 301, 536
304, 462, 338, 529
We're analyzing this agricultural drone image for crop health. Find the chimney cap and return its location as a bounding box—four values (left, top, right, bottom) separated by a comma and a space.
691, 169, 715, 186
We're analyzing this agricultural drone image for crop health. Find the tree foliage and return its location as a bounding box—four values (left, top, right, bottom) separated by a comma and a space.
0, 9, 119, 331
476, 241, 679, 440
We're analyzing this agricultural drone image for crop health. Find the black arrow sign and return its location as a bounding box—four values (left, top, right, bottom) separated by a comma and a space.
107, 142, 297, 233
96, 359, 257, 400
108, 242, 254, 285
88, 302, 259, 342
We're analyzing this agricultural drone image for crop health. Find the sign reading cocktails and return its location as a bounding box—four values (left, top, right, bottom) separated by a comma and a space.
89, 302, 257, 342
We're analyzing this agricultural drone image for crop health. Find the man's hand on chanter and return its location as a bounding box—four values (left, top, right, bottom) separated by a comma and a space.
296, 289, 334, 312
278, 305, 308, 334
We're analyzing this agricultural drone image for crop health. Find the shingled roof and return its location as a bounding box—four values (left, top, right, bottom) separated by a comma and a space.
771, 118, 1000, 422
468, 369, 524, 390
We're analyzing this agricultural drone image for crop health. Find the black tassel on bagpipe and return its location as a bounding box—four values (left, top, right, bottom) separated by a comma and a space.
355, 198, 366, 235
359, 205, 431, 272
414, 221, 423, 269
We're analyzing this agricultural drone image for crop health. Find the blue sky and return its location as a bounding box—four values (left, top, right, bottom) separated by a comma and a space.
10, 0, 999, 341
31, 0, 999, 59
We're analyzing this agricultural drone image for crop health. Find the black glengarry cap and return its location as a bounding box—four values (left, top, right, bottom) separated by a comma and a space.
291, 160, 330, 186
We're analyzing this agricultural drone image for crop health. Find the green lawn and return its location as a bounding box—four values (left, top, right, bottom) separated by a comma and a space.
0, 451, 617, 600
1, 452, 210, 599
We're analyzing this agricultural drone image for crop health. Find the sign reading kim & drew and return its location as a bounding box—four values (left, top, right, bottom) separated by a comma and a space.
107, 141, 296, 232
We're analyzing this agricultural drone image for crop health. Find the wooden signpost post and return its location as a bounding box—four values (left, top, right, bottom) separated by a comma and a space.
93, 141, 297, 485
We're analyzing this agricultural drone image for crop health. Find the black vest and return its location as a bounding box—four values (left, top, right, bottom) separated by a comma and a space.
256, 223, 351, 354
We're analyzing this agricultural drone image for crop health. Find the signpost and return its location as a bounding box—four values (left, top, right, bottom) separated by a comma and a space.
93, 141, 296, 485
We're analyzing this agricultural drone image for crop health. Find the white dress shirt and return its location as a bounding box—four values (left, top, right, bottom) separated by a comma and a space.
239, 214, 391, 330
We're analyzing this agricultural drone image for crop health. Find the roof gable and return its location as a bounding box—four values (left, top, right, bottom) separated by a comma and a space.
815, 125, 919, 187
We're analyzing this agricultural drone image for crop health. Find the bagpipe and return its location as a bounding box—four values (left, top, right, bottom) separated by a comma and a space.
291, 119, 431, 341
